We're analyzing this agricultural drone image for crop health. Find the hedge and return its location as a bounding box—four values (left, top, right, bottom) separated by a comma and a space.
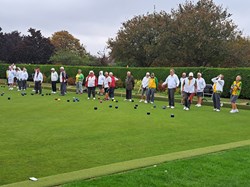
0, 64, 249, 99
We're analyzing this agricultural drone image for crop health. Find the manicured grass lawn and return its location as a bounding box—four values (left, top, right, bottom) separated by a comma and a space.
64, 146, 250, 187
0, 87, 250, 185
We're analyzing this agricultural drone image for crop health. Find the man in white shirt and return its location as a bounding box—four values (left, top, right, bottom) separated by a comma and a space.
182, 72, 197, 111
140, 72, 150, 102
16, 68, 22, 91
33, 68, 43, 94
162, 69, 180, 108
7, 66, 15, 90
51, 68, 58, 93
212, 74, 225, 112
195, 73, 206, 107
21, 68, 28, 90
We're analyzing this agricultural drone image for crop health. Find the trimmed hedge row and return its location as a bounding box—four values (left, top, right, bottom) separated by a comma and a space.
0, 64, 249, 99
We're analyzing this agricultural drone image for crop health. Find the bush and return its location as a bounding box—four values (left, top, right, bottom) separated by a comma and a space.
157, 80, 167, 92
67, 77, 75, 85
115, 79, 124, 88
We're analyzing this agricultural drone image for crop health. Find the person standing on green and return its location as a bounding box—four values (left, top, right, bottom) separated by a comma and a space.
145, 73, 158, 104
230, 75, 242, 113
75, 69, 84, 94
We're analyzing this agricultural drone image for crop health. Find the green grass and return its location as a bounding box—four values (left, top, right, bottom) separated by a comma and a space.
0, 87, 250, 185
64, 146, 250, 187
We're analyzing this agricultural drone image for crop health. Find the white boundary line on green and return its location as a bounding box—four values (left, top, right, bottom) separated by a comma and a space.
2, 139, 250, 187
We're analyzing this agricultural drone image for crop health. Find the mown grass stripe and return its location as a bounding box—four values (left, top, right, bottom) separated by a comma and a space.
2, 139, 250, 187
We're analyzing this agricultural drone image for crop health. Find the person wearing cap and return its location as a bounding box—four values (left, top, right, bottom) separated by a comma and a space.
182, 72, 197, 111
51, 68, 58, 93
125, 71, 135, 101
146, 73, 158, 104
33, 68, 43, 94
7, 66, 15, 90
59, 67, 67, 96
179, 72, 186, 104
21, 67, 28, 90
75, 69, 84, 94
211, 74, 225, 112
85, 70, 98, 99
230, 75, 242, 113
140, 72, 150, 102
108, 72, 118, 100
195, 73, 206, 107
162, 69, 180, 108
98, 71, 105, 96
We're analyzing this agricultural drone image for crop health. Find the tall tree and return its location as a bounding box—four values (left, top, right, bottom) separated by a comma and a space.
50, 31, 86, 57
108, 0, 244, 67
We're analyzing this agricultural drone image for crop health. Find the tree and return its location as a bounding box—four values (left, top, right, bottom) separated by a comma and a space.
21, 28, 55, 64
50, 31, 89, 65
108, 0, 245, 67
50, 31, 86, 57
108, 12, 171, 67
0, 28, 54, 64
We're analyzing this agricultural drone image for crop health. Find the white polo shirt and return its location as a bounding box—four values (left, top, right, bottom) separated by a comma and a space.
183, 78, 196, 93
163, 74, 180, 89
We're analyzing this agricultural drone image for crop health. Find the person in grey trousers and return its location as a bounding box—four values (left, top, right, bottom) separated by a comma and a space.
59, 67, 67, 96
211, 74, 225, 112
125, 71, 135, 101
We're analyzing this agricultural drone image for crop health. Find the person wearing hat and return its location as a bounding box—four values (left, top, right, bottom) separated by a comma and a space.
33, 68, 43, 94
179, 72, 186, 104
51, 68, 58, 93
182, 72, 197, 111
140, 72, 150, 102
211, 74, 225, 112
195, 72, 206, 107
98, 71, 105, 95
145, 73, 158, 104
59, 67, 67, 96
85, 70, 98, 99
162, 69, 180, 108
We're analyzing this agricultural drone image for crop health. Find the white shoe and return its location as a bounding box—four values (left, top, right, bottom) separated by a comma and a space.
124, 99, 127, 101
87, 97, 90, 100
235, 109, 239, 113
185, 108, 190, 111
93, 98, 96, 100
167, 106, 170, 108
144, 101, 148, 104
129, 99, 132, 102
216, 109, 220, 112
183, 106, 187, 110
150, 102, 154, 104
213, 108, 217, 111
139, 99, 143, 102
170, 106, 175, 109
230, 110, 236, 113
195, 104, 201, 107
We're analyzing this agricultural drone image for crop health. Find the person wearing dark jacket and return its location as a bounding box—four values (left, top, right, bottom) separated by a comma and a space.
125, 71, 135, 101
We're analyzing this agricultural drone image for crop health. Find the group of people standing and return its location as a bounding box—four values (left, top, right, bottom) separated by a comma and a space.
6, 64, 28, 91
5, 65, 242, 113
138, 69, 242, 113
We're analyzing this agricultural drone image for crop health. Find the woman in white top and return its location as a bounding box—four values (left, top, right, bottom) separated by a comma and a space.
182, 72, 197, 111
195, 73, 206, 107
51, 68, 58, 93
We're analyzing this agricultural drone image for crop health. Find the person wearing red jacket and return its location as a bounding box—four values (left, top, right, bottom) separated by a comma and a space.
108, 72, 118, 100
85, 70, 98, 100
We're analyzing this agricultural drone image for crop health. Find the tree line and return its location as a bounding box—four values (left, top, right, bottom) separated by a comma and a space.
1, 0, 250, 67
108, 0, 250, 67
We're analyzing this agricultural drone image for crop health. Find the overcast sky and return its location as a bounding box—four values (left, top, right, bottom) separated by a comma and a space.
1, 0, 250, 55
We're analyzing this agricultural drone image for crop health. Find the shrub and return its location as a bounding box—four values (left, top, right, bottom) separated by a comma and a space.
67, 77, 75, 85
115, 79, 124, 88
157, 80, 167, 92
